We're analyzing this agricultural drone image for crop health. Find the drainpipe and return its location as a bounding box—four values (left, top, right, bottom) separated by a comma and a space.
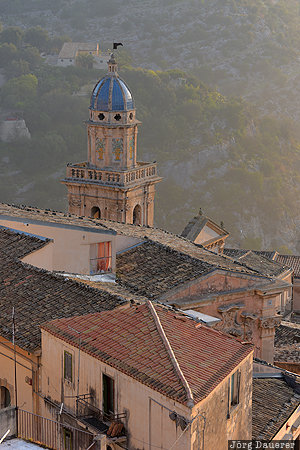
12, 307, 18, 437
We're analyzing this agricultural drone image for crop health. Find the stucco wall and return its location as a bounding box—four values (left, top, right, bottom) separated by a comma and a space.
116, 235, 143, 253
194, 225, 219, 245
161, 271, 259, 304
41, 330, 191, 450
293, 279, 300, 313
0, 218, 116, 275
191, 353, 253, 450
41, 330, 253, 450
0, 340, 39, 415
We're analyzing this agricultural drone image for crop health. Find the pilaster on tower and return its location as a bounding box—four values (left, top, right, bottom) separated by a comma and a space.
62, 53, 162, 226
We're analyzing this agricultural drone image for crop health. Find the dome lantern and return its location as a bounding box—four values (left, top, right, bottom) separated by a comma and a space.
108, 53, 118, 74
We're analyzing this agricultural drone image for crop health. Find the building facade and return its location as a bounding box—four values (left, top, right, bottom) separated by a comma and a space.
41, 302, 253, 450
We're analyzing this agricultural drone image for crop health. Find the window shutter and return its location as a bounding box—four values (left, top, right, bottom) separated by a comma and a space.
227, 379, 230, 419
237, 370, 241, 404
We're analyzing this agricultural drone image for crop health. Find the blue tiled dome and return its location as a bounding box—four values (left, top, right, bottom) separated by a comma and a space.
90, 75, 134, 111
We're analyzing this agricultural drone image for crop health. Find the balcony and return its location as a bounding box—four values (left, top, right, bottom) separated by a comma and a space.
76, 394, 127, 440
64, 161, 158, 188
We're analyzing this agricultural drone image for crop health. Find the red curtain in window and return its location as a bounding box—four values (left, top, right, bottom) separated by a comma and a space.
97, 242, 111, 271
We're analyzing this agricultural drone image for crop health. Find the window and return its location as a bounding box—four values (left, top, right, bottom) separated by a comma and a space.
64, 351, 72, 382
0, 386, 11, 408
90, 242, 112, 274
103, 374, 114, 416
63, 429, 73, 450
227, 370, 240, 417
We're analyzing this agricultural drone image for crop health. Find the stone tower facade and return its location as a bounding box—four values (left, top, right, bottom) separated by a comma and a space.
62, 54, 162, 226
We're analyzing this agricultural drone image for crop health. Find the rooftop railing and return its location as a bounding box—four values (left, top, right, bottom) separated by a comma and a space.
65, 162, 157, 187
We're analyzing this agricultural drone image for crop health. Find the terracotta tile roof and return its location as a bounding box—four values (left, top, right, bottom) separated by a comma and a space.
239, 252, 289, 278
116, 240, 288, 300
0, 203, 113, 234
106, 224, 259, 276
223, 248, 249, 258
254, 250, 278, 260
223, 248, 289, 277
252, 374, 300, 440
116, 240, 216, 298
69, 278, 149, 303
42, 302, 253, 406
274, 322, 300, 363
0, 228, 126, 352
0, 203, 264, 277
276, 255, 300, 278
0, 226, 50, 258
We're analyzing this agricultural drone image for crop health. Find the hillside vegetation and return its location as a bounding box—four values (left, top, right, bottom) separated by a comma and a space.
0, 13, 300, 251
2, 0, 300, 118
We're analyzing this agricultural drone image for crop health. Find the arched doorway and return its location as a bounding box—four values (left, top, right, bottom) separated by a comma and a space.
0, 386, 11, 408
91, 206, 101, 219
133, 204, 142, 225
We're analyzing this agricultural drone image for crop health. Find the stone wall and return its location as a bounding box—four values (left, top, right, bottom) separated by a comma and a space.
0, 406, 16, 439
163, 272, 281, 362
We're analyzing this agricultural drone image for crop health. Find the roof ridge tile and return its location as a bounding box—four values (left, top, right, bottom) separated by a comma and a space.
147, 301, 194, 408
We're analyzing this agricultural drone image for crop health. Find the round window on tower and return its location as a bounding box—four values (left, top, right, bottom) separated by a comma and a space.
114, 114, 121, 121
129, 112, 133, 120
98, 113, 105, 121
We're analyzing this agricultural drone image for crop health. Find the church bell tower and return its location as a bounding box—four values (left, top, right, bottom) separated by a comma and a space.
62, 54, 162, 225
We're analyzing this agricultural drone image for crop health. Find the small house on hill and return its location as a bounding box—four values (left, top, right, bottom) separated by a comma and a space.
57, 42, 110, 69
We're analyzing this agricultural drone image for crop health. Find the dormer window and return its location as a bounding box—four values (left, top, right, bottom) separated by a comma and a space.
90, 242, 112, 274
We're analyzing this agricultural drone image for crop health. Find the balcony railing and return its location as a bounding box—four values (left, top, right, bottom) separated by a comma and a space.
18, 408, 94, 450
76, 394, 126, 434
65, 162, 158, 187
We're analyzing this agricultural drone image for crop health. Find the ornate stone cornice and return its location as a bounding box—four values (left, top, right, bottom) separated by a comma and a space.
259, 316, 281, 329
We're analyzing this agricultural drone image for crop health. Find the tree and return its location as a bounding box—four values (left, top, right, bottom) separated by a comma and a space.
0, 43, 18, 66
75, 53, 94, 69
24, 27, 49, 52
0, 27, 23, 47
1, 74, 38, 109
5, 59, 30, 78
23, 46, 42, 68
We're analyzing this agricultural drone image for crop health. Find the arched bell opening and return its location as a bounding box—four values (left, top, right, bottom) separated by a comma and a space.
91, 206, 101, 219
133, 204, 142, 225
